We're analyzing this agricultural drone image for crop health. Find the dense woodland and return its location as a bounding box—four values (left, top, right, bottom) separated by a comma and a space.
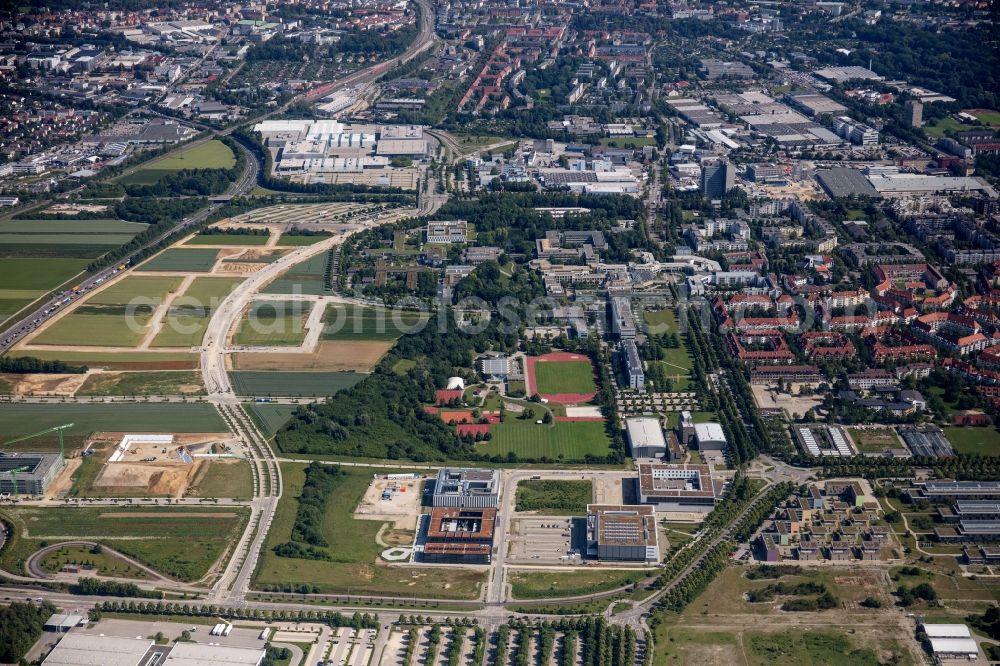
0, 601, 55, 663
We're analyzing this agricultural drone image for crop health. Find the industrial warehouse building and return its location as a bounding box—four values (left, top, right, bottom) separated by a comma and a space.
586, 504, 659, 563
431, 468, 500, 508
42, 633, 265, 666
422, 506, 497, 564
0, 452, 64, 495
919, 623, 980, 661
626, 417, 667, 459
637, 463, 718, 511
693, 423, 727, 450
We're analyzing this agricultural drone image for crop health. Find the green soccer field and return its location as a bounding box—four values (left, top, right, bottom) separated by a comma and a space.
532, 359, 598, 395
478, 419, 611, 460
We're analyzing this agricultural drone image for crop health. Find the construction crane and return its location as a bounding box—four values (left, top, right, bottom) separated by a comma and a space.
1, 423, 75, 459
3, 466, 30, 501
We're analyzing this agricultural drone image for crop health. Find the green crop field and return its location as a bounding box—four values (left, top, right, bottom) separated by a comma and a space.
0, 403, 226, 437
139, 248, 221, 272
150, 277, 242, 347
233, 300, 312, 346
0, 257, 87, 293
185, 233, 270, 246
321, 304, 429, 341
510, 569, 651, 600
533, 359, 597, 395
0, 506, 247, 581
943, 426, 1000, 456
0, 219, 147, 234
192, 460, 254, 500
76, 371, 204, 396
31, 312, 151, 347
255, 463, 484, 599
3, 349, 199, 370
0, 232, 137, 246
229, 371, 364, 396
276, 234, 330, 246
180, 276, 242, 305
118, 140, 236, 186
263, 253, 329, 295
479, 419, 611, 460
245, 402, 298, 437
87, 276, 183, 305
515, 479, 592, 514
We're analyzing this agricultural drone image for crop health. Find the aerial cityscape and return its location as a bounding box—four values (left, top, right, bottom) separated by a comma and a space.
0, 0, 997, 664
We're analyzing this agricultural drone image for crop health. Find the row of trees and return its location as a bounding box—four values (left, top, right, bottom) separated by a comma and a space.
93, 600, 378, 627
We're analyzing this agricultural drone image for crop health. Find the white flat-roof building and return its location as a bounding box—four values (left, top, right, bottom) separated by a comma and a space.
43, 634, 154, 666
694, 422, 727, 450
163, 643, 265, 665
926, 638, 979, 660
626, 417, 667, 458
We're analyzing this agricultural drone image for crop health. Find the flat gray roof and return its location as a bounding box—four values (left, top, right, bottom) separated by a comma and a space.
816, 168, 878, 198
43, 634, 153, 666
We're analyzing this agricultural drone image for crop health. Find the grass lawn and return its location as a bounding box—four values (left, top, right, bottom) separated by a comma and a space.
233, 301, 312, 346
0, 506, 247, 581
745, 631, 889, 666
322, 304, 429, 342
119, 140, 236, 186
245, 402, 298, 438
139, 248, 220, 272
31, 312, 151, 347
509, 569, 652, 600
75, 370, 204, 396
924, 116, 968, 138
38, 544, 150, 580
643, 308, 679, 333
229, 371, 364, 397
478, 419, 611, 460
532, 359, 597, 395
0, 403, 225, 438
192, 460, 254, 500
971, 109, 1000, 126
255, 463, 485, 599
515, 480, 592, 514
599, 136, 656, 147
185, 233, 270, 246
942, 426, 1000, 456
848, 428, 901, 454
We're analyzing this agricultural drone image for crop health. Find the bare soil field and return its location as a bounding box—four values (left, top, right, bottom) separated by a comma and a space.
353, 477, 424, 531
233, 340, 393, 371
750, 384, 823, 416
0, 372, 90, 395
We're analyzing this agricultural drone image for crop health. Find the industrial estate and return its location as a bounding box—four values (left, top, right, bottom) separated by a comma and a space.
0, 0, 998, 664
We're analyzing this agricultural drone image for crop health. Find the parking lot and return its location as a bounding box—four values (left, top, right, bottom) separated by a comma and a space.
507, 517, 579, 564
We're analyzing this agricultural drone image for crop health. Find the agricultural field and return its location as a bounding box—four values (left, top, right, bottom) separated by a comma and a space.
532, 359, 597, 395
0, 505, 248, 581
276, 233, 330, 246
262, 252, 330, 295
232, 300, 312, 346
228, 371, 364, 397
255, 463, 485, 599
184, 233, 271, 246
118, 140, 236, 186
0, 219, 144, 257
942, 426, 1000, 456
477, 419, 611, 460
139, 248, 220, 273
233, 340, 390, 373
849, 428, 902, 454
2, 349, 199, 371
509, 569, 651, 600
151, 276, 243, 348
75, 370, 205, 396
27, 275, 184, 348
189, 460, 254, 500
321, 304, 429, 342
0, 403, 226, 438
245, 402, 298, 438
515, 480, 593, 515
